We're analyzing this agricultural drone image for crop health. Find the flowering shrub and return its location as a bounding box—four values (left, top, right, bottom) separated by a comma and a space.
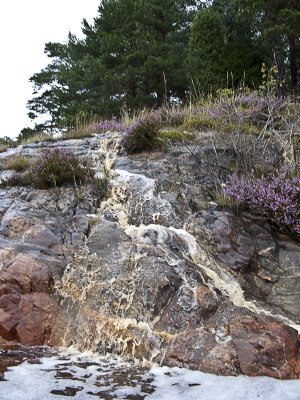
210, 93, 284, 125
95, 119, 126, 133
0, 172, 31, 187
224, 167, 300, 235
122, 113, 162, 154
185, 92, 286, 134
29, 148, 90, 188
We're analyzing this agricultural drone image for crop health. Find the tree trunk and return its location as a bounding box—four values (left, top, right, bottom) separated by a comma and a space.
272, 38, 286, 96
288, 36, 298, 92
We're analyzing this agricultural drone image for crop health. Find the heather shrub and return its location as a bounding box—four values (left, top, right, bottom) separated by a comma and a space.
145, 107, 188, 127
64, 119, 127, 139
224, 167, 300, 235
0, 172, 32, 187
122, 113, 162, 154
96, 119, 127, 133
29, 148, 91, 189
183, 91, 286, 135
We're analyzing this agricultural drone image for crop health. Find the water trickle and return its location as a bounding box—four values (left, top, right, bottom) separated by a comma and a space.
52, 135, 300, 370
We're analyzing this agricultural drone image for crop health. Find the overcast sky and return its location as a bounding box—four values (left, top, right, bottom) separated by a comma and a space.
0, 1, 100, 139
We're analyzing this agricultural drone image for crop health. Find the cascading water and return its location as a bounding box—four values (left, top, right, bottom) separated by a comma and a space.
1, 135, 300, 398
53, 136, 300, 366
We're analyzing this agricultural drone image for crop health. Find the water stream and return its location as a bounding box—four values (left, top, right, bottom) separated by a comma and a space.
1, 138, 300, 397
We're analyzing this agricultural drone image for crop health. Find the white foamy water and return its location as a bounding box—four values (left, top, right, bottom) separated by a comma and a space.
0, 352, 300, 400
146, 367, 300, 400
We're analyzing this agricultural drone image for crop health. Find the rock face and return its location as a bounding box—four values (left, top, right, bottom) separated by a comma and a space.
229, 318, 300, 379
0, 138, 105, 346
0, 135, 300, 379
189, 209, 300, 322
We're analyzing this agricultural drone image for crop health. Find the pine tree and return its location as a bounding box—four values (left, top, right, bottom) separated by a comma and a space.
212, 0, 267, 88
239, 0, 300, 93
27, 0, 199, 128
188, 8, 225, 92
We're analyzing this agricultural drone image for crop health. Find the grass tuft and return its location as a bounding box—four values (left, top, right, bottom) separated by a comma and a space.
0, 155, 31, 172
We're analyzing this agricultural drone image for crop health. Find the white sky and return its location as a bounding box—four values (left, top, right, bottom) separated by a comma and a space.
0, 1, 100, 139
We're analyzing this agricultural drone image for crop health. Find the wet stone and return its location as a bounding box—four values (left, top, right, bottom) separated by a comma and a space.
88, 219, 131, 258
0, 135, 300, 380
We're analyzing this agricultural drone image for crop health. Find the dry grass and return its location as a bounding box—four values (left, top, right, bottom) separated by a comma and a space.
62, 129, 95, 140
212, 187, 239, 208
18, 132, 53, 146
0, 155, 32, 171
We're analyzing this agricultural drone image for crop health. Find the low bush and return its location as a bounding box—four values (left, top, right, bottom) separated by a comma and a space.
96, 119, 127, 133
29, 148, 92, 189
224, 167, 300, 235
122, 113, 162, 154
183, 92, 286, 135
0, 172, 32, 187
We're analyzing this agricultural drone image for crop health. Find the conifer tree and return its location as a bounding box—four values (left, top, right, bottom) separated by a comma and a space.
27, 0, 198, 128
188, 8, 225, 92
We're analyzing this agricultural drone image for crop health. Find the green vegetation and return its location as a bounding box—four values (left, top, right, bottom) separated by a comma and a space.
28, 148, 93, 189
122, 113, 162, 154
119, 90, 294, 154
1, 1, 299, 237
0, 149, 97, 191
0, 137, 16, 153
224, 167, 300, 235
20, 0, 299, 136
0, 155, 31, 172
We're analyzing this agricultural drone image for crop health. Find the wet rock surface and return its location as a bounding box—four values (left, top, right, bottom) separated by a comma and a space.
0, 139, 105, 347
189, 208, 300, 323
0, 136, 300, 379
0, 345, 55, 377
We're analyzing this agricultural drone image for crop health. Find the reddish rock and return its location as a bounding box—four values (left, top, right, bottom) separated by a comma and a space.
0, 284, 19, 296
229, 317, 300, 379
164, 326, 238, 376
0, 310, 19, 340
0, 293, 21, 312
0, 292, 58, 345
0, 295, 21, 340
0, 254, 53, 294
164, 315, 300, 379
23, 225, 61, 249
15, 293, 56, 346
0, 254, 56, 345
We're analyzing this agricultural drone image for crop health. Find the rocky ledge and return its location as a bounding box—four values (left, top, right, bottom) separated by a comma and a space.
0, 134, 299, 379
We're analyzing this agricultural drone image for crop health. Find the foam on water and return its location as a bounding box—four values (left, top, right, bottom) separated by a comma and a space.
126, 223, 300, 333
0, 352, 300, 400
146, 366, 300, 400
